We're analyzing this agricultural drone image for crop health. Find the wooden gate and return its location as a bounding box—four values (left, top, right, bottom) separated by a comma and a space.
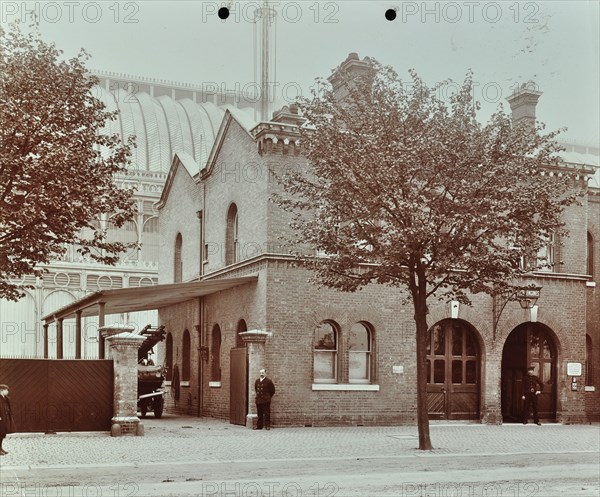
0, 359, 113, 432
229, 347, 247, 425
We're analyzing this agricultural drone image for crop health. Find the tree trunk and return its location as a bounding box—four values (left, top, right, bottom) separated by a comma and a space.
410, 264, 433, 450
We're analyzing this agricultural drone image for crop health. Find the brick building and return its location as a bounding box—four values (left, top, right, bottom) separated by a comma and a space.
155, 56, 600, 427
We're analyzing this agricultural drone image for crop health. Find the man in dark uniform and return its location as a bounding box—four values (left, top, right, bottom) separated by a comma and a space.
522, 365, 543, 425
254, 368, 275, 430
0, 384, 15, 455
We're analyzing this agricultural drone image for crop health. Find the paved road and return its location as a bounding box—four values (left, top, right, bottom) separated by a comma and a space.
1, 416, 598, 496
1, 452, 599, 496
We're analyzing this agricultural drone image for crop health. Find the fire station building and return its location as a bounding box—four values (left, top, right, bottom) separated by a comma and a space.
154, 56, 600, 427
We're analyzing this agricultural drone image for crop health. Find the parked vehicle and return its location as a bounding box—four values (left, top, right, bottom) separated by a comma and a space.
138, 364, 165, 418
136, 325, 167, 418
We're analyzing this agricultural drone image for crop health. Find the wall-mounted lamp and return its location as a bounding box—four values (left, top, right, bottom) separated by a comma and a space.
493, 283, 542, 339
513, 285, 542, 309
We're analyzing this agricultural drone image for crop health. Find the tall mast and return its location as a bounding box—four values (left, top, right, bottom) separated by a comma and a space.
254, 0, 276, 122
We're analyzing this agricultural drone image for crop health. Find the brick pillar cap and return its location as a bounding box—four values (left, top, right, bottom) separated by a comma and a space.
100, 324, 135, 338
239, 329, 271, 343
106, 331, 146, 345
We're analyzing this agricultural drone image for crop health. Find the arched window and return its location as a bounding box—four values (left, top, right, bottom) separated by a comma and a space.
141, 216, 159, 263
165, 332, 173, 381
313, 321, 338, 383
211, 324, 222, 382
226, 204, 238, 265
536, 233, 556, 272
349, 322, 372, 383
588, 232, 594, 278
586, 335, 593, 387
182, 329, 191, 381
236, 319, 247, 348
174, 233, 183, 283
107, 218, 139, 262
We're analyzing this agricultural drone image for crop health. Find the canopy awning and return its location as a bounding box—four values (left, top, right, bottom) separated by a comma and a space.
42, 275, 258, 323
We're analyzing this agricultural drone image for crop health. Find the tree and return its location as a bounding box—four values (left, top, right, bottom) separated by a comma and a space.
277, 59, 578, 450
0, 22, 136, 301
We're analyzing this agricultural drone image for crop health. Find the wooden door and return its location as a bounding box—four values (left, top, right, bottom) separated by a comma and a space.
426, 320, 480, 420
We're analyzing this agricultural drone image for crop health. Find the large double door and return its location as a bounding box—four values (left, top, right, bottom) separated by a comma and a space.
501, 323, 557, 421
426, 319, 481, 420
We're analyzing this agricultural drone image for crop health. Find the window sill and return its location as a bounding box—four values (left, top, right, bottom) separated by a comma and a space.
312, 384, 380, 391
209, 381, 221, 388
165, 380, 190, 387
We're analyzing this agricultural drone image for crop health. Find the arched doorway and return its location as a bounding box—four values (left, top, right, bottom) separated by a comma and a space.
426, 319, 481, 420
501, 323, 557, 422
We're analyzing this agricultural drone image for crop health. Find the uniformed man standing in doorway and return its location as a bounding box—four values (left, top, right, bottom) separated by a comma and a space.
254, 368, 275, 430
522, 365, 543, 425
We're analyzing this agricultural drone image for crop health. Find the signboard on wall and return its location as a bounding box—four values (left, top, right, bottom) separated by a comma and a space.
566, 362, 582, 376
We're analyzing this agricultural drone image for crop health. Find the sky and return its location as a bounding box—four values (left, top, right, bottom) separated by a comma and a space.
2, 0, 599, 144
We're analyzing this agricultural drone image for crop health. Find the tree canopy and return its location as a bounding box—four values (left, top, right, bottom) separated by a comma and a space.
0, 22, 136, 301
277, 58, 578, 449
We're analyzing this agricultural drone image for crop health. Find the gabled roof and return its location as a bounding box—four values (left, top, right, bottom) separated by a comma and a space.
200, 108, 259, 179
156, 108, 258, 208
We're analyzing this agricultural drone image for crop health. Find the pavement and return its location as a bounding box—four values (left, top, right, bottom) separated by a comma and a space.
1, 415, 599, 471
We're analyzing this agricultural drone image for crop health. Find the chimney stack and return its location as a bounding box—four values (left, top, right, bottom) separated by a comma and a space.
506, 81, 542, 130
271, 104, 305, 127
328, 53, 375, 101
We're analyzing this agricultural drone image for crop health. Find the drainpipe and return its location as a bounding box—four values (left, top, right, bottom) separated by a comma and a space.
197, 297, 205, 417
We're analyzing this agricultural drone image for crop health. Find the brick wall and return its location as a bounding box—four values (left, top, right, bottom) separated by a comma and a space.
158, 159, 203, 284
202, 117, 269, 274
158, 299, 201, 416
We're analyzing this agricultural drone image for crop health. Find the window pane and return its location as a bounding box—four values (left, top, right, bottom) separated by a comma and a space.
452, 326, 462, 356
426, 359, 431, 383
530, 333, 540, 358
465, 332, 476, 356
434, 327, 445, 355
452, 360, 462, 383
349, 323, 369, 351
315, 323, 336, 350
543, 362, 552, 385
349, 352, 369, 381
542, 339, 552, 359
314, 351, 336, 380
434, 360, 445, 383
466, 361, 477, 384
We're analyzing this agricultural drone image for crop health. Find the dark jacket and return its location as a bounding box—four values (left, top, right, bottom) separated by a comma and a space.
0, 395, 15, 437
255, 377, 275, 404
523, 374, 543, 397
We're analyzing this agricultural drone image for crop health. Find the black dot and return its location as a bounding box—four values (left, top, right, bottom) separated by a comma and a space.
385, 9, 397, 21
218, 7, 230, 20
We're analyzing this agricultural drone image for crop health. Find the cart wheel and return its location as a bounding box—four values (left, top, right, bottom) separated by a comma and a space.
154, 396, 164, 418
140, 401, 148, 418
